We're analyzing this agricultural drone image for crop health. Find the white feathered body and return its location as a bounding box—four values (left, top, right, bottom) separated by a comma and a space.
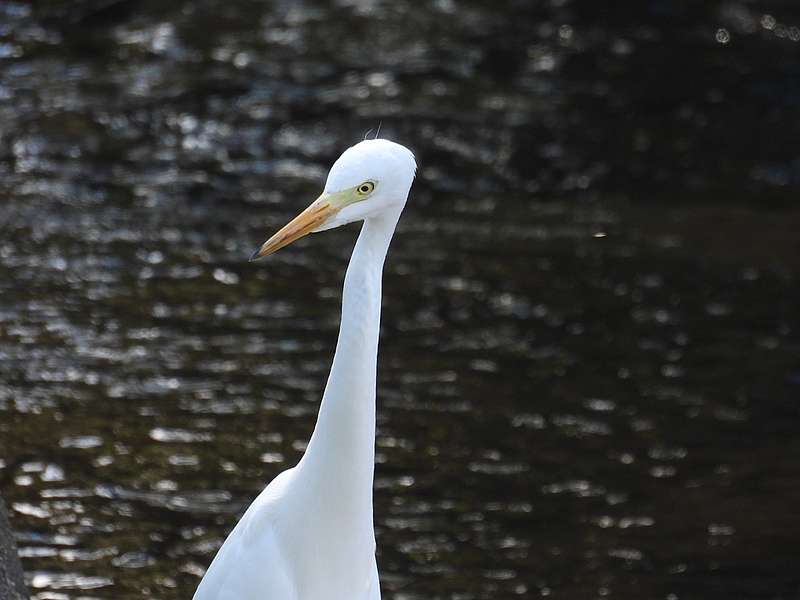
192, 140, 416, 600
192, 467, 380, 600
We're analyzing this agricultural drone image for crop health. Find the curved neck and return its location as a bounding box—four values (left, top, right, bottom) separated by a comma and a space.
296, 207, 401, 511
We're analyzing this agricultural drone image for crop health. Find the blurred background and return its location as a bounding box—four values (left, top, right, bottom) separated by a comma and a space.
1, 0, 799, 598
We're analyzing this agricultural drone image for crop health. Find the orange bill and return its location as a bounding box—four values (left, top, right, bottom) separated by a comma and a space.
250, 195, 338, 261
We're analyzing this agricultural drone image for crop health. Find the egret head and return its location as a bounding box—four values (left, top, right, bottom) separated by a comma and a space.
251, 139, 416, 260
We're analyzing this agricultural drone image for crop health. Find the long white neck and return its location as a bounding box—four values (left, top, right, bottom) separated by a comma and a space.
295, 207, 402, 519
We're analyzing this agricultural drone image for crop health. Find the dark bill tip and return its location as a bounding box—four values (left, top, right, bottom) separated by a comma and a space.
249, 248, 263, 262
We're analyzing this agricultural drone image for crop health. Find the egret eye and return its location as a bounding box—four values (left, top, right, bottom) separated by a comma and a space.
357, 181, 375, 195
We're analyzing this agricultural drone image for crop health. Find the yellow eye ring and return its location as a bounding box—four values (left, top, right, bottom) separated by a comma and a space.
357, 181, 375, 195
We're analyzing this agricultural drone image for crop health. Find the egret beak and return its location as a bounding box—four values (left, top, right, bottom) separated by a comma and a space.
250, 194, 338, 260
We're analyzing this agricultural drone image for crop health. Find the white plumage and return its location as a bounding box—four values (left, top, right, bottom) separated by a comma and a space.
193, 139, 417, 600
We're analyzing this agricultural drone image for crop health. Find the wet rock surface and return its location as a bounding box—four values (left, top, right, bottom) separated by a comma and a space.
0, 497, 28, 600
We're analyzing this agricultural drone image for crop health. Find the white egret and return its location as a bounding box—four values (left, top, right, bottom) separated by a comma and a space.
193, 139, 417, 600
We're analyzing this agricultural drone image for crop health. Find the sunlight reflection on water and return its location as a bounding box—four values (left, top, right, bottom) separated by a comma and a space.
1, 1, 799, 599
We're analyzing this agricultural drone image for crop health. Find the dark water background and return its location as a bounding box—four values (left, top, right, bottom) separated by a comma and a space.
1, 1, 800, 598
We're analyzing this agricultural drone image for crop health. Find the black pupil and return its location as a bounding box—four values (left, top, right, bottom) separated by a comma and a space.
361, 185, 369, 192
